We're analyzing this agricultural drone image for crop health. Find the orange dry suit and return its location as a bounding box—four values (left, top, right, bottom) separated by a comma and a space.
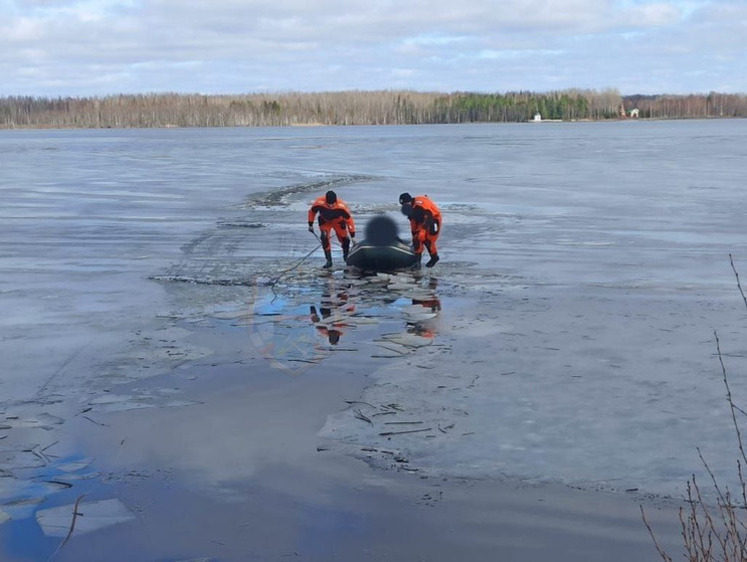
407, 195, 442, 259
308, 196, 356, 258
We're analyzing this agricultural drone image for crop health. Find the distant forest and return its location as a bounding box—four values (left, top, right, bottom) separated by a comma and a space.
1, 89, 746, 128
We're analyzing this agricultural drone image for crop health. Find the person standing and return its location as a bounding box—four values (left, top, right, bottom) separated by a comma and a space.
308, 190, 356, 268
399, 192, 441, 267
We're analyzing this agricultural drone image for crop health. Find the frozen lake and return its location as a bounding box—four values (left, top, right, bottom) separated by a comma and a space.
2, 120, 747, 520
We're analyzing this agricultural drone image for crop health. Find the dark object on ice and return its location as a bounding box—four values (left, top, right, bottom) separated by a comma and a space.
364, 214, 399, 246
346, 215, 418, 272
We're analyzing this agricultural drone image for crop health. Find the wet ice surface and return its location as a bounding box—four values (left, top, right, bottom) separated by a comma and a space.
36, 498, 135, 537
320, 282, 747, 497
2, 122, 747, 539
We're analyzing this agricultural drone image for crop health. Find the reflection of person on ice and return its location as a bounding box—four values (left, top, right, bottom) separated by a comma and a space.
309, 278, 355, 345
399, 192, 442, 268
408, 277, 440, 338
309, 305, 345, 345
308, 190, 356, 269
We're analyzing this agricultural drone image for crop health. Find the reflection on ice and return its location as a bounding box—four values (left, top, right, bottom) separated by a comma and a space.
84, 392, 201, 414
247, 269, 444, 374
309, 284, 355, 345
376, 332, 433, 351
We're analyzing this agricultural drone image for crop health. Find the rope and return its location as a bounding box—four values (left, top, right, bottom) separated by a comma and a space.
269, 238, 321, 289
267, 230, 350, 302
267, 231, 325, 301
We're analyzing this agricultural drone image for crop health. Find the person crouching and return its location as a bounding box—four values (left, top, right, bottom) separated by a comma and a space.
399, 192, 441, 268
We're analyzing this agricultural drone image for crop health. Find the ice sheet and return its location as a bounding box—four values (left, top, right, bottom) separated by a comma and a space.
2, 122, 747, 512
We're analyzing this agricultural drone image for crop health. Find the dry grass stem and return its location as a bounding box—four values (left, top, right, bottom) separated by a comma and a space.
730, 254, 747, 311
643, 257, 747, 561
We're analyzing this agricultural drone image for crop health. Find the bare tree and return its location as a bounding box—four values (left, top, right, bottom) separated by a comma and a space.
2, 90, 745, 129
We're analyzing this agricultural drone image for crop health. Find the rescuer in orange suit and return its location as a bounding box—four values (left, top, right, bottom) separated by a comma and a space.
308, 190, 356, 268
399, 192, 442, 268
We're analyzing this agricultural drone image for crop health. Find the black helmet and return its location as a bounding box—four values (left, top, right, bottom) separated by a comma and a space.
399, 192, 412, 205
326, 190, 337, 204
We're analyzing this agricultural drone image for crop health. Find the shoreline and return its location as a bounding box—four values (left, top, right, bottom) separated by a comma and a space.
0, 115, 742, 131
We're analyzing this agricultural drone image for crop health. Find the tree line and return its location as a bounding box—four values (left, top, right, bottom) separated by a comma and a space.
1, 89, 746, 129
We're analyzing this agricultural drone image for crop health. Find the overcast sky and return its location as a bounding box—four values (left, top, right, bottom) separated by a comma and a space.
2, 0, 745, 97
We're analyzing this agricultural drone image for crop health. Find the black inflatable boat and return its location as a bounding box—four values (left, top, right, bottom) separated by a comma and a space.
346, 215, 419, 272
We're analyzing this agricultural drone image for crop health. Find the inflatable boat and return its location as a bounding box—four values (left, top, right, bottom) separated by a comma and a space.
346, 215, 419, 272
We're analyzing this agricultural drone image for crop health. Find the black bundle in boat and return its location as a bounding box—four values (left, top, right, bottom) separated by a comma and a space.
364, 214, 400, 246
346, 214, 418, 272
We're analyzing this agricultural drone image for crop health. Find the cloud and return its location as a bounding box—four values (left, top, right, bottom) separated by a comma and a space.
4, 16, 45, 41
621, 2, 683, 26
0, 0, 745, 96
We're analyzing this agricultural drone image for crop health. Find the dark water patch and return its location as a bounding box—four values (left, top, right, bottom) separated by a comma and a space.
148, 274, 259, 287
216, 220, 266, 229
242, 174, 375, 208
0, 515, 56, 561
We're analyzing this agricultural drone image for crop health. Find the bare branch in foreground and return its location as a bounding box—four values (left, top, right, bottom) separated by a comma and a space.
730, 254, 747, 311
641, 504, 674, 562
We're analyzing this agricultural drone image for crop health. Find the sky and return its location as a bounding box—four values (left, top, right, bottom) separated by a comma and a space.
1, 0, 745, 97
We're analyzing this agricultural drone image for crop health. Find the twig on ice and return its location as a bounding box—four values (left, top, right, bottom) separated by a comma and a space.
49, 493, 87, 560
379, 428, 432, 436
730, 254, 747, 311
